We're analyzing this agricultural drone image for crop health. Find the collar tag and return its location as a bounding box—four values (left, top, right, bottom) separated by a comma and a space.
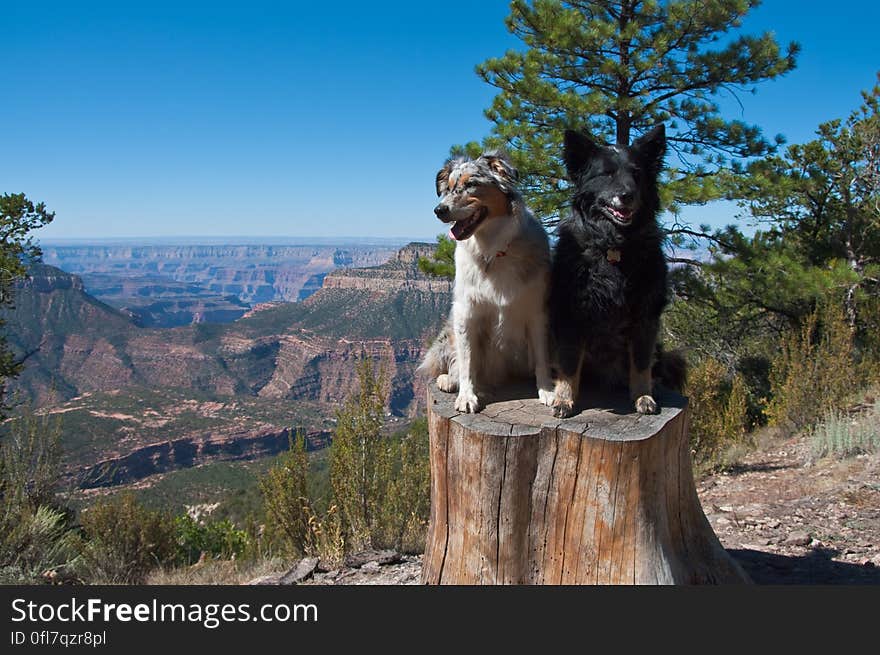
607, 248, 621, 264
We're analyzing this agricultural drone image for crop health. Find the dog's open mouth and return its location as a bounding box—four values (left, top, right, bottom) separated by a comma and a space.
449, 207, 488, 241
598, 203, 634, 226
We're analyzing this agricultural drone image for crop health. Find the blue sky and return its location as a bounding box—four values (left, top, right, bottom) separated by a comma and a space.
2, 1, 877, 242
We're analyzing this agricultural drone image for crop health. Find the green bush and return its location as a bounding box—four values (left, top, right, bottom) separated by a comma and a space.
686, 357, 751, 469
0, 410, 79, 584
0, 411, 63, 513
329, 359, 392, 551
259, 361, 432, 561
173, 515, 250, 564
378, 418, 430, 554
260, 431, 318, 557
77, 493, 177, 584
0, 506, 81, 584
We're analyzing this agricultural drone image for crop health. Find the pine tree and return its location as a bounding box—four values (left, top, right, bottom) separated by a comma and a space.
0, 193, 54, 410
732, 78, 880, 331
466, 0, 798, 225
674, 79, 880, 360
418, 234, 455, 279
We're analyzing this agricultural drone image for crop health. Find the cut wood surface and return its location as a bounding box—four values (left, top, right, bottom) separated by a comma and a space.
422, 384, 751, 584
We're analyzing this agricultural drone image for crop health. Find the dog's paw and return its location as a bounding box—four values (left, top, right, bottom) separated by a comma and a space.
436, 374, 458, 393
538, 387, 555, 407
454, 390, 482, 413
552, 398, 575, 418
635, 395, 659, 415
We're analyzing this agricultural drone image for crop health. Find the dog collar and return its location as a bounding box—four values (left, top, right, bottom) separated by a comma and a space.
606, 249, 621, 264
484, 243, 512, 271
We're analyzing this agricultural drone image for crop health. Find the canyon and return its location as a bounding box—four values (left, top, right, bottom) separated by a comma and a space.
3, 242, 450, 491
41, 241, 400, 326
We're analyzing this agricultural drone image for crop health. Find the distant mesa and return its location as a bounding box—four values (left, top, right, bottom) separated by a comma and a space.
40, 241, 403, 327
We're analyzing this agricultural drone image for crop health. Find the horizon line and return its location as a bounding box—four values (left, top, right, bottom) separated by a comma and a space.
38, 235, 441, 245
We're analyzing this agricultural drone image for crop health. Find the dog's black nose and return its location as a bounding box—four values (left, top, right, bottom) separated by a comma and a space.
434, 204, 450, 220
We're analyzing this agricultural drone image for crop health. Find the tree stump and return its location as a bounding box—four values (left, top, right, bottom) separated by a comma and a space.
422, 384, 750, 585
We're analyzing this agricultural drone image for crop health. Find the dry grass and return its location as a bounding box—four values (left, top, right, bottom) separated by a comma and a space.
145, 557, 290, 585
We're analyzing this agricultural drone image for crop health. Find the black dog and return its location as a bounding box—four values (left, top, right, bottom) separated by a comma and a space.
549, 123, 682, 418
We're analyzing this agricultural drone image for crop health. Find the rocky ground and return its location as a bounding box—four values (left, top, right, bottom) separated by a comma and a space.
699, 429, 880, 584
248, 550, 423, 586
251, 425, 880, 586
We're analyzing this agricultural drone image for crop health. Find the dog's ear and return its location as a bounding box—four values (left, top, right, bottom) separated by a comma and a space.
480, 152, 519, 192
563, 130, 598, 179
632, 124, 667, 177
435, 160, 454, 197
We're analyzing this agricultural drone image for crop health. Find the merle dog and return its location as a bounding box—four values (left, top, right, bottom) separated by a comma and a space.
419, 151, 554, 414
549, 123, 683, 418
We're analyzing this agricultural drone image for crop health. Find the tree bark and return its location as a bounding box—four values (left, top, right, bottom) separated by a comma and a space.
422, 384, 750, 585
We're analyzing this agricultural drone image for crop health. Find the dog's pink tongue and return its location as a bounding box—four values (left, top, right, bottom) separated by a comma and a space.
449, 221, 465, 241
448, 227, 458, 241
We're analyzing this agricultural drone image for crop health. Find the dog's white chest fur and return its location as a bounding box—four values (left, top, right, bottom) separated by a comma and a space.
450, 209, 552, 388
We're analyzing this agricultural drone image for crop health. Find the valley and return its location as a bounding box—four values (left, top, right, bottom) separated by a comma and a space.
2, 241, 450, 508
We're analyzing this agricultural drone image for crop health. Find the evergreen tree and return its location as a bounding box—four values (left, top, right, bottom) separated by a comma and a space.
0, 193, 54, 410
418, 234, 456, 279
466, 0, 798, 225
674, 79, 880, 360
732, 78, 880, 330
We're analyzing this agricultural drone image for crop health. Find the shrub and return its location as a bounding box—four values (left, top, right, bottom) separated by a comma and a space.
260, 431, 317, 557
329, 359, 392, 551
0, 410, 79, 584
809, 408, 880, 461
260, 360, 432, 560
173, 515, 250, 564
0, 411, 63, 513
378, 418, 430, 553
0, 506, 81, 584
686, 357, 750, 469
77, 493, 177, 584
768, 301, 859, 430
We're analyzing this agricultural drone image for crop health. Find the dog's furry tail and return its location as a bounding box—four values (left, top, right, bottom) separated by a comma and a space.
653, 346, 687, 393
417, 326, 453, 378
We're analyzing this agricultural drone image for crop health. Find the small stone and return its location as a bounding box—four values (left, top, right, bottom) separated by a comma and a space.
344, 549, 401, 568
715, 517, 732, 527
279, 557, 319, 585
246, 574, 283, 585
784, 531, 811, 546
